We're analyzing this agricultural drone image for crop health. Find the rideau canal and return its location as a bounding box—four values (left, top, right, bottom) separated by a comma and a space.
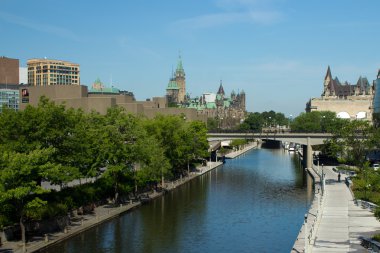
42, 147, 313, 253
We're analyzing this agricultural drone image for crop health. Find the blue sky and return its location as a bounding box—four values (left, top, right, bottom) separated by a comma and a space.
1, 0, 379, 116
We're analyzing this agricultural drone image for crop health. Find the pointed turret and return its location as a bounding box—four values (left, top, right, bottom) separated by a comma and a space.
325, 66, 332, 81
217, 80, 225, 95
175, 54, 185, 77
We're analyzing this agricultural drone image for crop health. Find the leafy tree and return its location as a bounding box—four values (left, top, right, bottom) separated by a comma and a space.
182, 121, 209, 174
0, 148, 54, 243
239, 111, 289, 132
96, 107, 140, 203
207, 117, 219, 131
291, 111, 346, 133
240, 112, 264, 132
61, 110, 103, 181
325, 120, 372, 166
144, 115, 187, 176
135, 135, 171, 188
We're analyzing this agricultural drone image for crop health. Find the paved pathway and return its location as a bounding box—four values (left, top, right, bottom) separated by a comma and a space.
224, 142, 258, 159
312, 166, 380, 253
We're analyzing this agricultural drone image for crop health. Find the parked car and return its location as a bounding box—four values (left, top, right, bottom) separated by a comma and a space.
371, 163, 379, 171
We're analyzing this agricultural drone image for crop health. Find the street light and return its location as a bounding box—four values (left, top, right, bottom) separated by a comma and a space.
317, 155, 320, 176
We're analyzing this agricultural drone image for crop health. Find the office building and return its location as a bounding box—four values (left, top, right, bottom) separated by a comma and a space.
0, 57, 20, 112
27, 58, 80, 86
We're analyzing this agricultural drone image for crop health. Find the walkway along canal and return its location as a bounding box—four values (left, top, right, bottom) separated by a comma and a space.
40, 147, 313, 253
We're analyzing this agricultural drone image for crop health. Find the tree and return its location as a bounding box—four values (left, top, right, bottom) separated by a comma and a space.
182, 121, 209, 175
0, 148, 54, 244
144, 115, 187, 176
96, 107, 140, 203
135, 135, 171, 189
325, 120, 372, 166
240, 112, 264, 132
290, 111, 346, 133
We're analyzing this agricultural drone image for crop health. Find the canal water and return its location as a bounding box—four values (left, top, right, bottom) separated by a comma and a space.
43, 148, 313, 253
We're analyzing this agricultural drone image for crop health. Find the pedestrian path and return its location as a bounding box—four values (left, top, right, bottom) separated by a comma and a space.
224, 142, 257, 159
312, 166, 380, 252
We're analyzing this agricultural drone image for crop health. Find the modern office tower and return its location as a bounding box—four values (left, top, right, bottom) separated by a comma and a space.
0, 56, 20, 112
27, 58, 80, 86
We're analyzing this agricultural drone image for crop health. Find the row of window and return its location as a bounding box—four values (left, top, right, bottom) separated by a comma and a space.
0, 90, 19, 112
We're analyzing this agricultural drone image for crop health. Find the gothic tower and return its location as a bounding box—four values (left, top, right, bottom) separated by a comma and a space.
323, 66, 335, 97
239, 90, 246, 110
174, 55, 186, 103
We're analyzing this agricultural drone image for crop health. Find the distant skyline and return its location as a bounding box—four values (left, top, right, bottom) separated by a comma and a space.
1, 0, 379, 116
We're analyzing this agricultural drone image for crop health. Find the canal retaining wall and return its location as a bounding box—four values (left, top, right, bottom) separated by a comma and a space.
291, 164, 324, 253
224, 141, 259, 159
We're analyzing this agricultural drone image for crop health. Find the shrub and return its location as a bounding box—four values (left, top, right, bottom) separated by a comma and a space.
373, 233, 380, 242
375, 207, 380, 221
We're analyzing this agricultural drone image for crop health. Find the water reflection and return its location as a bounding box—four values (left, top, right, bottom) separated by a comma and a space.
42, 148, 312, 253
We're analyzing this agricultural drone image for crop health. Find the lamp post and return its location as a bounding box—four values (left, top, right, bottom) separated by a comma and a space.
321, 163, 325, 195
317, 156, 320, 177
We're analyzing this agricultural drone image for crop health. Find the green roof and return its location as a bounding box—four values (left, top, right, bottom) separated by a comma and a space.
88, 86, 120, 94
176, 55, 184, 72
166, 80, 179, 90
206, 102, 216, 109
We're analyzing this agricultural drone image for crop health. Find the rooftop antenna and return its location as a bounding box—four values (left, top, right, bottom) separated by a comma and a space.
110, 74, 113, 87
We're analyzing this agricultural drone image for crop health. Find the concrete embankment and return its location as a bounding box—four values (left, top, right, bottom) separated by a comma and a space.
0, 162, 223, 253
291, 165, 323, 253
224, 141, 259, 159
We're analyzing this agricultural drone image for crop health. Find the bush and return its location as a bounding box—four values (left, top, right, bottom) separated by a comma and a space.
373, 233, 380, 242
375, 207, 380, 221
0, 215, 12, 229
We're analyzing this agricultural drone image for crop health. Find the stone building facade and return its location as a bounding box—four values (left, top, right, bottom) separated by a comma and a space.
19, 84, 206, 122
306, 66, 373, 121
186, 81, 246, 128
166, 55, 186, 104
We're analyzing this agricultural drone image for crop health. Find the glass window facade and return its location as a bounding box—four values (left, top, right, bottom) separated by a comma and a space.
0, 89, 19, 112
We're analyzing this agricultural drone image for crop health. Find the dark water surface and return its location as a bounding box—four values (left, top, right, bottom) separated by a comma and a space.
43, 148, 313, 253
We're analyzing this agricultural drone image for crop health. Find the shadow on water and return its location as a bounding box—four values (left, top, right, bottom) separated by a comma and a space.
42, 147, 313, 253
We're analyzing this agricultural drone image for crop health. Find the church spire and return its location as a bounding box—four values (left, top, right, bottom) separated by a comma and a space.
176, 53, 184, 73
217, 80, 225, 95
325, 66, 332, 81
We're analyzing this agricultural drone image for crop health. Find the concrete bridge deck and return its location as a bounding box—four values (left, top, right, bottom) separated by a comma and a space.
311, 166, 380, 252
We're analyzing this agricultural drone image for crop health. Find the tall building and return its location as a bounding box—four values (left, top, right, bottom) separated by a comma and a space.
27, 58, 80, 86
0, 56, 19, 85
166, 55, 186, 104
306, 66, 373, 120
0, 57, 20, 112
